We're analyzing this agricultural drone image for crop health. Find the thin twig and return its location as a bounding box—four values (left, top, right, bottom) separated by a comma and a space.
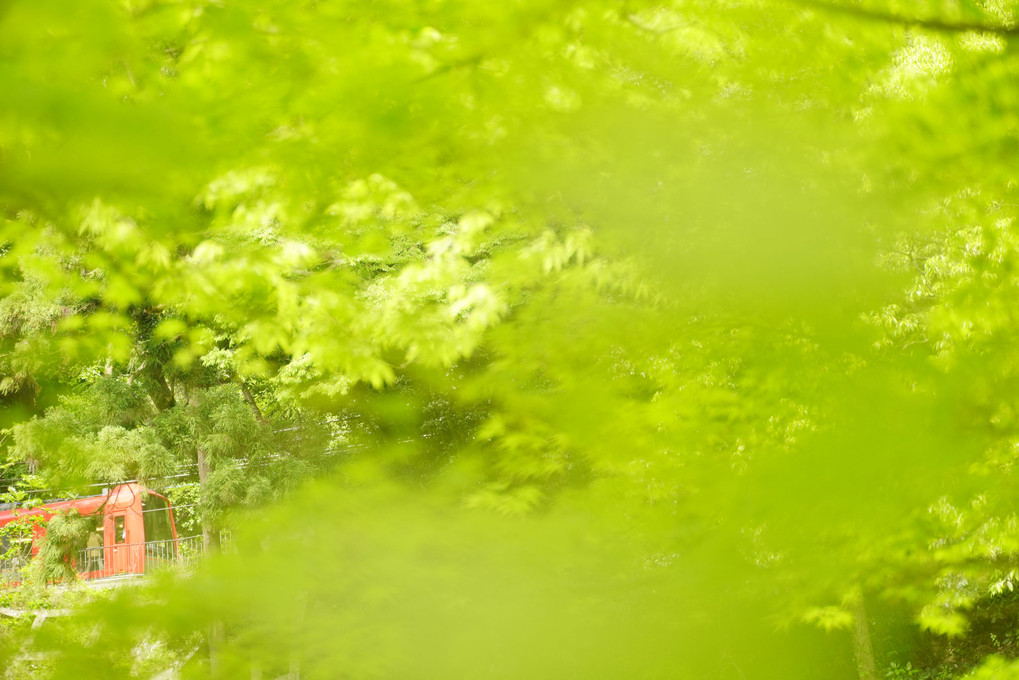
795, 0, 1019, 35
414, 55, 484, 84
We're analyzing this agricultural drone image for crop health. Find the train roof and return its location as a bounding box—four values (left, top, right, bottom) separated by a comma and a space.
0, 483, 154, 527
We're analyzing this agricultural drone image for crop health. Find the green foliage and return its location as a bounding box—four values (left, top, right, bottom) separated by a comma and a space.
166, 483, 201, 537
885, 661, 955, 680
965, 657, 1019, 680
29, 511, 91, 587
9, 0, 1019, 678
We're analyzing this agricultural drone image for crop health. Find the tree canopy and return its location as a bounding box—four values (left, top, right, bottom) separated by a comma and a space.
5, 0, 1019, 678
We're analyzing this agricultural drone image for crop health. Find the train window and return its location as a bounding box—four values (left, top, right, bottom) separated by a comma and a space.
142, 494, 173, 543
85, 516, 103, 548
114, 515, 125, 544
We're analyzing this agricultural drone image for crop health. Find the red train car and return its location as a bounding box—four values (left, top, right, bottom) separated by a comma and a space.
0, 483, 181, 583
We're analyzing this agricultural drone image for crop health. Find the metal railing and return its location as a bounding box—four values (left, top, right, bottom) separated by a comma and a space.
0, 535, 204, 586
76, 535, 204, 581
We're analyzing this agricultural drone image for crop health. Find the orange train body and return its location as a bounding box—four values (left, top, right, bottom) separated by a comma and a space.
0, 483, 180, 581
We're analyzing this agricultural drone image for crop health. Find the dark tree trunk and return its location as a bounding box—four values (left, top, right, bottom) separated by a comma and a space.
146, 363, 176, 411
238, 379, 266, 424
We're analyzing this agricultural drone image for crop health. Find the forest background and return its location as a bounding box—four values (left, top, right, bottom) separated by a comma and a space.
3, 0, 1019, 678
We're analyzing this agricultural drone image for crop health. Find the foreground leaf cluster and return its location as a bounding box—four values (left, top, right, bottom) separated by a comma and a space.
6, 1, 1019, 679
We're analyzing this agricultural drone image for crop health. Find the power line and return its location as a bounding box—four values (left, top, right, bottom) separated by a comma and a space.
0, 435, 425, 504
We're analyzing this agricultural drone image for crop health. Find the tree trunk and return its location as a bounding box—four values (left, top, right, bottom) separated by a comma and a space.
196, 447, 219, 555
851, 596, 878, 680
196, 445, 224, 675
289, 592, 308, 680
208, 620, 225, 677
238, 379, 267, 424
145, 363, 176, 411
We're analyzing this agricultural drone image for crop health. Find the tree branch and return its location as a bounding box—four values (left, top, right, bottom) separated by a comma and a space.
796, 0, 1019, 35
237, 378, 267, 425
414, 55, 484, 84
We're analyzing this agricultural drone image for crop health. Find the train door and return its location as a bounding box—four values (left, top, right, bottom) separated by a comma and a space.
103, 511, 142, 575
82, 514, 105, 579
